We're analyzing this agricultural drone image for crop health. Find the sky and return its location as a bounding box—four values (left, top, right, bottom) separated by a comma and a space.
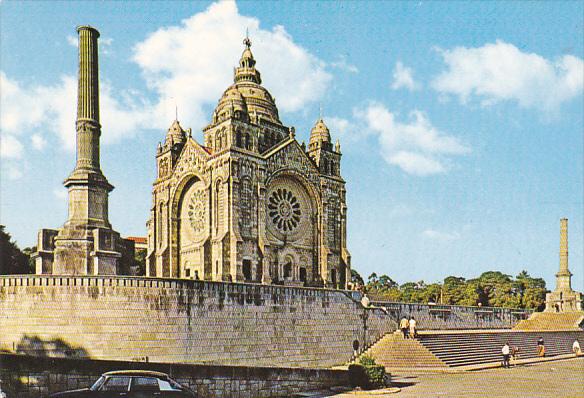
1, 0, 582, 291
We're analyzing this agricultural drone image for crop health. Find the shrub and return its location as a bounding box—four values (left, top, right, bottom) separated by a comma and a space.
358, 354, 376, 367
349, 355, 387, 390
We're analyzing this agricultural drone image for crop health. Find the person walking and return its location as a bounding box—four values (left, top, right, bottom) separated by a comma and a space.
573, 340, 581, 356
537, 337, 545, 357
501, 342, 511, 368
409, 316, 417, 338
399, 316, 409, 339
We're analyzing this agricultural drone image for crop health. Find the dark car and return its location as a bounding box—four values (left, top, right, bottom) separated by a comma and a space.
49, 370, 197, 397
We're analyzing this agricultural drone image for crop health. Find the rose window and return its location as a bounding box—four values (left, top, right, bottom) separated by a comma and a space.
187, 190, 205, 233
268, 188, 301, 232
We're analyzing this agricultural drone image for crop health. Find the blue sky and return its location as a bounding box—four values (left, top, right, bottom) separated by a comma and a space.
1, 1, 582, 291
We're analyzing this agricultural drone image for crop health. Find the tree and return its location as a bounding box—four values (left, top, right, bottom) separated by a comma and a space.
514, 270, 546, 310
0, 225, 32, 274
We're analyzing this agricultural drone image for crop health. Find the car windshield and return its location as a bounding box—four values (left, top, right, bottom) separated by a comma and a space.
90, 376, 106, 391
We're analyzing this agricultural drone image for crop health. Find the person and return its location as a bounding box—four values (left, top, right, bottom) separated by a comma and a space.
361, 294, 371, 308
511, 345, 520, 363
573, 340, 581, 356
352, 339, 360, 358
409, 316, 417, 338
399, 316, 410, 339
501, 342, 511, 368
537, 337, 545, 357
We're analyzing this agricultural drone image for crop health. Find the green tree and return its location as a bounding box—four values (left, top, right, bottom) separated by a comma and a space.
0, 225, 32, 274
514, 270, 546, 310
442, 276, 467, 304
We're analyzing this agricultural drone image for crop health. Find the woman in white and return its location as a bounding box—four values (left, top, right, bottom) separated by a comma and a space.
573, 340, 581, 356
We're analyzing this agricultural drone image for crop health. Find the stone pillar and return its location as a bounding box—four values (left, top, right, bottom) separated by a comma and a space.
76, 26, 101, 172
556, 218, 572, 291
46, 25, 123, 275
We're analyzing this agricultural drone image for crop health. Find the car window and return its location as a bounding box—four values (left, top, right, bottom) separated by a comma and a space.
90, 376, 106, 391
159, 379, 182, 391
100, 376, 131, 392
131, 377, 160, 392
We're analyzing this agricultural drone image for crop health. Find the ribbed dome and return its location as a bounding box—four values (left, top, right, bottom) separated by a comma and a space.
211, 36, 281, 125
309, 118, 331, 146
214, 85, 249, 120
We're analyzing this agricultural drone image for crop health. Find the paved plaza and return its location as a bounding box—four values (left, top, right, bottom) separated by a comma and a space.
331, 358, 584, 398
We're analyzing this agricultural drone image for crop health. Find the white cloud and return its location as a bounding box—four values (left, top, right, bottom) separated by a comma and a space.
66, 35, 77, 47
133, 0, 331, 130
432, 40, 584, 113
53, 187, 68, 199
331, 56, 359, 73
1, 134, 23, 159
356, 102, 470, 176
0, 72, 151, 151
1, 0, 331, 165
391, 61, 420, 91
31, 134, 46, 150
5, 164, 23, 180
422, 229, 461, 241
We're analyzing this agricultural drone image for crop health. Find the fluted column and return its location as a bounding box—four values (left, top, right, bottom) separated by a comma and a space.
555, 218, 572, 291
559, 218, 568, 273
75, 26, 101, 172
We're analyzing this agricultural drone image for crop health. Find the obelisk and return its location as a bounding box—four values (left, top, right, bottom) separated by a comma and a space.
50, 26, 122, 275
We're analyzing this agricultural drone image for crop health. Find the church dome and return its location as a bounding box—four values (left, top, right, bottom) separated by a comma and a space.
214, 85, 249, 121
309, 118, 331, 147
211, 36, 281, 125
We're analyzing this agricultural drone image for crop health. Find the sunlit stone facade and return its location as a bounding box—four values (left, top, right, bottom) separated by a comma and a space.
146, 38, 350, 288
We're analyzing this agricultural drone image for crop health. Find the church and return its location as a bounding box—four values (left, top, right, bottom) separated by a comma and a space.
145, 37, 351, 289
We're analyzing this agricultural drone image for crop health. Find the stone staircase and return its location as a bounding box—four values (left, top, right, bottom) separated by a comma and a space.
359, 331, 446, 369
513, 311, 584, 331
416, 330, 584, 367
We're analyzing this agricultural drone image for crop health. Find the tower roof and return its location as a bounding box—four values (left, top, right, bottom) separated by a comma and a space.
165, 119, 186, 144
211, 35, 280, 125
309, 118, 331, 146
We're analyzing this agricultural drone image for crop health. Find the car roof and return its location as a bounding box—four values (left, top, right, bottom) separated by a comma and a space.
102, 370, 169, 378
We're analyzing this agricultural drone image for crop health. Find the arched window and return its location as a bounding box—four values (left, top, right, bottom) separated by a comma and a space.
236, 130, 242, 147
239, 177, 253, 236
245, 133, 251, 150
299, 267, 307, 284
328, 200, 338, 248
214, 181, 221, 233
158, 203, 164, 248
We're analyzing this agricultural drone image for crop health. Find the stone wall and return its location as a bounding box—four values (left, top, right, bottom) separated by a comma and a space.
0, 276, 393, 368
370, 300, 531, 330
0, 354, 348, 398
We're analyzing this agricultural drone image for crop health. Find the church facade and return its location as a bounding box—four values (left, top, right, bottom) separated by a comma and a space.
146, 38, 351, 288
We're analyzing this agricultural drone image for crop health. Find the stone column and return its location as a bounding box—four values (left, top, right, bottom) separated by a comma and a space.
50, 25, 122, 275
555, 218, 572, 291
76, 26, 101, 172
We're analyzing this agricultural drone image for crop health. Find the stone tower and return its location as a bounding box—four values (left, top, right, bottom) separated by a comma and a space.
33, 26, 129, 275
545, 218, 583, 312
